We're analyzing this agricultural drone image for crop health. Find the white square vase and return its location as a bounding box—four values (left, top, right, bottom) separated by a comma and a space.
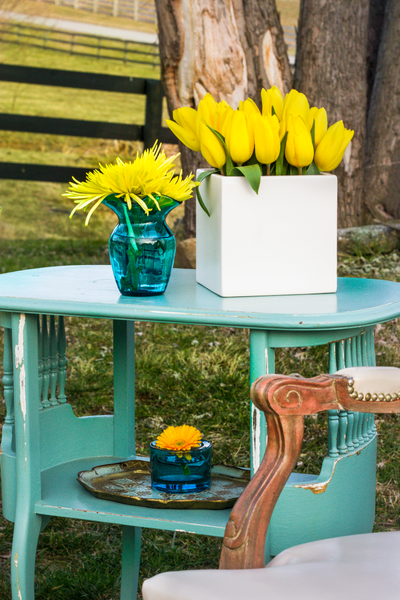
196, 171, 338, 297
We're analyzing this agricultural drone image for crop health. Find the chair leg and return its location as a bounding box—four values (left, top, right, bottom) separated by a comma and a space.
120, 525, 142, 600
11, 511, 43, 600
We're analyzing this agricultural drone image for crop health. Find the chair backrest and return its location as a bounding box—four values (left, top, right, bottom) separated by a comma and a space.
219, 369, 400, 570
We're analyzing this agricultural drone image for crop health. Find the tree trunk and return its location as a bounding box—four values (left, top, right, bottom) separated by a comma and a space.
364, 0, 400, 220
155, 0, 291, 238
294, 0, 370, 229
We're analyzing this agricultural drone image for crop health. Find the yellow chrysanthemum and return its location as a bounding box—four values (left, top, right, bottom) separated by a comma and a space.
64, 142, 199, 225
156, 425, 202, 453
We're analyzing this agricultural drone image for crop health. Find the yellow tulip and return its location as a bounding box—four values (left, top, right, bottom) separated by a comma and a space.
166, 106, 200, 152
166, 119, 200, 152
214, 103, 234, 137
239, 97, 261, 117
196, 93, 218, 136
314, 121, 354, 171
285, 115, 314, 168
307, 107, 328, 147
261, 86, 284, 120
253, 113, 280, 165
282, 89, 310, 123
225, 110, 254, 164
198, 121, 226, 169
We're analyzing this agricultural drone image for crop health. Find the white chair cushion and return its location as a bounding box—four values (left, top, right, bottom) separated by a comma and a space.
142, 531, 400, 600
336, 366, 400, 395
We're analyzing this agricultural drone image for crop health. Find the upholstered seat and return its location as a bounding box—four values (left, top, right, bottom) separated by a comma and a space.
143, 531, 400, 600
142, 368, 400, 600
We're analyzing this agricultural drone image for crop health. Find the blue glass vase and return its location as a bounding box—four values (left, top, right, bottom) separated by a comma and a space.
150, 441, 212, 494
103, 195, 179, 296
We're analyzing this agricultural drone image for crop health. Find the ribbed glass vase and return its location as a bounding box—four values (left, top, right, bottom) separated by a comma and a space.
103, 195, 179, 296
150, 441, 212, 494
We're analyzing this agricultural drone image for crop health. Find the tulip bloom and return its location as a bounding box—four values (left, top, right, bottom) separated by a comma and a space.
307, 107, 328, 147
282, 89, 310, 124
261, 86, 284, 120
253, 113, 280, 165
198, 121, 226, 170
214, 103, 234, 137
285, 115, 314, 168
225, 110, 254, 164
166, 106, 200, 152
314, 121, 354, 171
196, 93, 218, 136
239, 97, 261, 117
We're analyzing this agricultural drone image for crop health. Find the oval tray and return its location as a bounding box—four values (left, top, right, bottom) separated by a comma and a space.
77, 459, 250, 509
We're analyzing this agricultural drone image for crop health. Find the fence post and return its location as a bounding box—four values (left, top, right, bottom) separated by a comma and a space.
134, 0, 139, 21
113, 0, 118, 17
143, 80, 163, 150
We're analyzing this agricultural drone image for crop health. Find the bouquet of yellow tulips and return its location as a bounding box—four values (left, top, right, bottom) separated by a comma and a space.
166, 88, 353, 215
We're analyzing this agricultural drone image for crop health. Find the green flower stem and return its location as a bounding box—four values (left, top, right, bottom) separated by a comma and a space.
122, 202, 141, 291
122, 203, 138, 251
298, 167, 303, 175
182, 463, 191, 476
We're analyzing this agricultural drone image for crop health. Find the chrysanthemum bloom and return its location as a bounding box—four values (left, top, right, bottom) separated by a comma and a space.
156, 425, 202, 460
64, 142, 198, 225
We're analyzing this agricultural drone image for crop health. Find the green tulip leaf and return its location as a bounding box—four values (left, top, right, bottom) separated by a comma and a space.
271, 106, 277, 117
310, 121, 316, 151
206, 126, 235, 176
195, 168, 219, 216
305, 161, 321, 175
289, 165, 299, 175
275, 132, 288, 176
231, 164, 262, 194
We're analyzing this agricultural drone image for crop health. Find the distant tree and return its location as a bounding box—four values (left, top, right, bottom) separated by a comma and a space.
155, 0, 291, 238
295, 0, 400, 228
294, 0, 370, 228
364, 0, 400, 222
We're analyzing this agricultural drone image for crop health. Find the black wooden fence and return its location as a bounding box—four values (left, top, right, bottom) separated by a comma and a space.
0, 63, 175, 183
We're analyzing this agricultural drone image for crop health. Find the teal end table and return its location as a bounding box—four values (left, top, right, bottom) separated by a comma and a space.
1, 266, 400, 600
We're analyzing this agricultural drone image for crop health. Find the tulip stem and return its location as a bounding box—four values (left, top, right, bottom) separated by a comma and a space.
298, 167, 303, 175
267, 164, 271, 176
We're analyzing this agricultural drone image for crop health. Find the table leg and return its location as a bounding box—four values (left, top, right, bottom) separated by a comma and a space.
113, 320, 136, 458
10, 313, 45, 600
249, 330, 275, 564
249, 330, 275, 476
120, 526, 142, 600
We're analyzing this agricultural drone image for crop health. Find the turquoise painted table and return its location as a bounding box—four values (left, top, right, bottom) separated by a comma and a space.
2, 265, 400, 600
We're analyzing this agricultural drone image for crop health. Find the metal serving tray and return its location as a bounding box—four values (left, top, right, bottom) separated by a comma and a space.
77, 459, 250, 509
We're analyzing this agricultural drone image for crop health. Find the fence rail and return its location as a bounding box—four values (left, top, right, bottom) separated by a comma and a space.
0, 63, 175, 183
0, 22, 160, 66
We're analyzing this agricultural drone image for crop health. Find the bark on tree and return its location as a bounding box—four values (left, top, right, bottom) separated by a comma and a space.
364, 0, 400, 220
155, 0, 291, 238
294, 0, 370, 229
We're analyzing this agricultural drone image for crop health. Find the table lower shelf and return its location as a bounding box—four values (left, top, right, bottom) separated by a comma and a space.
35, 456, 233, 537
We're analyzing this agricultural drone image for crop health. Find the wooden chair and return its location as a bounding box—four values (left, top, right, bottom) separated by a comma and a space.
142, 366, 400, 600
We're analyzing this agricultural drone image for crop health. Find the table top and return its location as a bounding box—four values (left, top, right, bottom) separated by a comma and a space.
0, 266, 399, 330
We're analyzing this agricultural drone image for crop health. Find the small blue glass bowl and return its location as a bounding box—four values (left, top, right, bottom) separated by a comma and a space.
150, 441, 212, 494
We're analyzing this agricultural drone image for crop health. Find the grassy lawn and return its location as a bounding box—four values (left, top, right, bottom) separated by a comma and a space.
0, 5, 399, 598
